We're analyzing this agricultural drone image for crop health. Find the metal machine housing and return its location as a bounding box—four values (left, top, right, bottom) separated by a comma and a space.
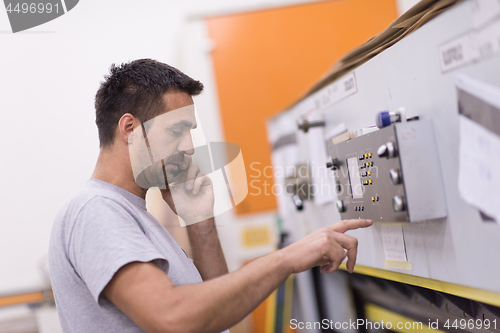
326, 120, 447, 222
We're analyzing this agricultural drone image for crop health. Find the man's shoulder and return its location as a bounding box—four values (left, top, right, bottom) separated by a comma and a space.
56, 180, 123, 218
50, 179, 144, 256
52, 180, 142, 240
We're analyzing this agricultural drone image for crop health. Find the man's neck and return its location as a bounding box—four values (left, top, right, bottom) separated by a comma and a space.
91, 147, 147, 199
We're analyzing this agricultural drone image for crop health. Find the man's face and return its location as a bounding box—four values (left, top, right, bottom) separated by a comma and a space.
129, 91, 197, 189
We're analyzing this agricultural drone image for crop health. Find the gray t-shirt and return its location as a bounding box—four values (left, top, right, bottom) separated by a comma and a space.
49, 179, 227, 332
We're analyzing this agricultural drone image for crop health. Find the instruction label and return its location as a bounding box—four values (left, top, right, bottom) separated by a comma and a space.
439, 16, 500, 72
381, 225, 408, 261
312, 72, 358, 113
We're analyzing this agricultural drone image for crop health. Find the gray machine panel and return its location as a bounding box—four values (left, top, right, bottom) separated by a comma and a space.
395, 121, 447, 222
327, 120, 447, 223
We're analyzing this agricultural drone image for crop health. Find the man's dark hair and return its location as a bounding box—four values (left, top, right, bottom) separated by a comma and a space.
95, 59, 204, 147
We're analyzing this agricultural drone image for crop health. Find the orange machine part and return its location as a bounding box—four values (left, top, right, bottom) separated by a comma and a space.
207, 0, 398, 214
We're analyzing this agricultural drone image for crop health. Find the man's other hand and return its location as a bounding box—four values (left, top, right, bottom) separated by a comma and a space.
160, 156, 215, 224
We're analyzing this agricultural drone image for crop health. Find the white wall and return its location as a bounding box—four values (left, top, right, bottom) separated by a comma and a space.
0, 0, 183, 295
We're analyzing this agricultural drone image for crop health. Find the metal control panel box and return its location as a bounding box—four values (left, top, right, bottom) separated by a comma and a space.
326, 120, 447, 222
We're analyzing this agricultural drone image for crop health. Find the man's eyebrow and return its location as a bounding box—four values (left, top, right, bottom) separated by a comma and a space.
171, 120, 197, 129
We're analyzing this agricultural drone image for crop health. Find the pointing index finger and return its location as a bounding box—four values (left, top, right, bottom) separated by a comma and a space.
330, 219, 373, 233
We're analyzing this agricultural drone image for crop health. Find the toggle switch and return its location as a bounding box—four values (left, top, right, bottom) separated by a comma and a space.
292, 195, 303, 211
326, 158, 340, 170
336, 200, 346, 213
377, 141, 397, 158
297, 119, 325, 133
389, 168, 401, 185
392, 195, 406, 212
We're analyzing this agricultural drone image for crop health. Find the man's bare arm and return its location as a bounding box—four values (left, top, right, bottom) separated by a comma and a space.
103, 219, 372, 333
104, 249, 288, 333
186, 217, 228, 280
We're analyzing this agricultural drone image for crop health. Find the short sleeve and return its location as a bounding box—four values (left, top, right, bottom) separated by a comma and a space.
68, 197, 167, 304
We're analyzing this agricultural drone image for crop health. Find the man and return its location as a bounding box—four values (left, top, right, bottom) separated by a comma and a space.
49, 59, 372, 333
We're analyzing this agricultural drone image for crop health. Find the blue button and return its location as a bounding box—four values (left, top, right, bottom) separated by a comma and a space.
376, 111, 391, 128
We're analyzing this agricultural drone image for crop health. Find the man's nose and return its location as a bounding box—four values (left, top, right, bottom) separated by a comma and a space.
178, 132, 195, 155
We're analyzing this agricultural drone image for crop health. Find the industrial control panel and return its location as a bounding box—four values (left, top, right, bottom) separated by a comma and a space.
326, 120, 447, 223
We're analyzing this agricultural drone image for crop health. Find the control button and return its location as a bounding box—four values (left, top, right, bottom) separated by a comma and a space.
365, 162, 370, 167
361, 172, 367, 177
367, 171, 371, 176
371, 161, 374, 167
368, 152, 372, 158
377, 141, 397, 158
369, 179, 373, 185
355, 206, 358, 211
372, 196, 375, 202
392, 195, 406, 212
364, 153, 368, 159
358, 155, 364, 160
377, 144, 388, 158
376, 110, 402, 128
360, 163, 366, 169
363, 180, 369, 185
376, 196, 380, 201
336, 200, 346, 213
361, 206, 364, 211
389, 168, 401, 185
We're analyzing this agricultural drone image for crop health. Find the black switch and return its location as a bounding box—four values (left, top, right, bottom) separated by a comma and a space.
326, 158, 340, 170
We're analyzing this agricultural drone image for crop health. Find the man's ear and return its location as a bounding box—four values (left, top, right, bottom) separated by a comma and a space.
117, 113, 139, 145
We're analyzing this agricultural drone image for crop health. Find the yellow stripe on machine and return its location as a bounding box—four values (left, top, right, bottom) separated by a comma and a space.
365, 303, 445, 333
339, 263, 500, 307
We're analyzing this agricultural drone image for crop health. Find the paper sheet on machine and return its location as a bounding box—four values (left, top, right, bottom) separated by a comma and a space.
381, 225, 408, 262
456, 75, 500, 223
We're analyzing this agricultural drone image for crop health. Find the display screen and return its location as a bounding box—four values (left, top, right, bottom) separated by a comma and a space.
347, 157, 363, 199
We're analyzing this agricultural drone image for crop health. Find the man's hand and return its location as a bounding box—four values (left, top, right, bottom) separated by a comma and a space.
160, 156, 215, 224
281, 219, 373, 275
160, 156, 227, 280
